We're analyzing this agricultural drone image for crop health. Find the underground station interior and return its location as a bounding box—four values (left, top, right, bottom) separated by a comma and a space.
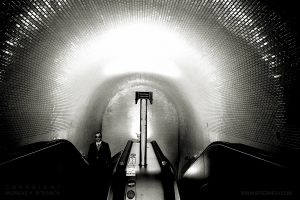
0, 0, 300, 199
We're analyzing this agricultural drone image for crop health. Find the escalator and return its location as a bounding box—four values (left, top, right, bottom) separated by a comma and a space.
1, 139, 298, 199
0, 138, 178, 200
108, 140, 180, 200
177, 141, 298, 200
0, 139, 90, 199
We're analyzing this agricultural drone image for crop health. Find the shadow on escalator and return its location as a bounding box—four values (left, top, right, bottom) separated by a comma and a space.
108, 140, 133, 200
177, 141, 299, 200
0, 139, 114, 200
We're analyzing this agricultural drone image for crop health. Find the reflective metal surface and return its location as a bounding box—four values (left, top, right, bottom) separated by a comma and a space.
129, 143, 164, 200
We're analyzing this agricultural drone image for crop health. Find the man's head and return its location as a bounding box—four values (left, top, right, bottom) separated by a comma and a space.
95, 131, 102, 142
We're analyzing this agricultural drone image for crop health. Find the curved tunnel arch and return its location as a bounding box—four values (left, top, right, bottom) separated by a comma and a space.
68, 73, 208, 172
0, 0, 299, 175
101, 81, 181, 169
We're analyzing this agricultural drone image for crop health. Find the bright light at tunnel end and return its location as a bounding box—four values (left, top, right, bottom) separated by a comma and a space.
129, 99, 152, 140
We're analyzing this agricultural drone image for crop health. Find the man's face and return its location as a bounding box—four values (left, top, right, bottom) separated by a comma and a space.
95, 133, 102, 142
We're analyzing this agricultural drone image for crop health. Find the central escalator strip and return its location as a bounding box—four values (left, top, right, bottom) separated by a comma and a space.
111, 140, 133, 200
151, 141, 176, 200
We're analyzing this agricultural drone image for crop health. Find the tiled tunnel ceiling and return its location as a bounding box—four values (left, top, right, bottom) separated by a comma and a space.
0, 0, 299, 155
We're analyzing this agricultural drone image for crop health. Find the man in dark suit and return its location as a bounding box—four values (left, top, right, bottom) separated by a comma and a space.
88, 131, 111, 199
88, 131, 111, 170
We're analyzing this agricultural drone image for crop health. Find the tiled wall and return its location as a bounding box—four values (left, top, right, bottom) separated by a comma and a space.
0, 0, 299, 168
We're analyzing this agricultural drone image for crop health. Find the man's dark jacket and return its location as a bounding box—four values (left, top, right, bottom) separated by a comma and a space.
88, 141, 111, 170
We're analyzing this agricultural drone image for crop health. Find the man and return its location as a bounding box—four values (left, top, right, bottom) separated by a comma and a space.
88, 131, 111, 199
88, 131, 111, 171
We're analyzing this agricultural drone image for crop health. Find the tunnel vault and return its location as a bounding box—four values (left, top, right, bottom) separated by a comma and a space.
73, 74, 206, 173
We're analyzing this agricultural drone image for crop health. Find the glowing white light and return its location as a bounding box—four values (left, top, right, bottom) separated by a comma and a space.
186, 163, 201, 176
129, 98, 152, 140
103, 58, 180, 77
274, 74, 281, 78
129, 105, 140, 140
66, 23, 187, 78
54, 131, 68, 139
100, 23, 184, 56
185, 158, 206, 178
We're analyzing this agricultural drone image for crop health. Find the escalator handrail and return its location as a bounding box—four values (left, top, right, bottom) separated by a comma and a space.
0, 139, 84, 167
111, 151, 123, 175
107, 151, 123, 200
151, 140, 177, 200
110, 140, 133, 200
118, 140, 133, 167
180, 141, 287, 178
151, 140, 175, 172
